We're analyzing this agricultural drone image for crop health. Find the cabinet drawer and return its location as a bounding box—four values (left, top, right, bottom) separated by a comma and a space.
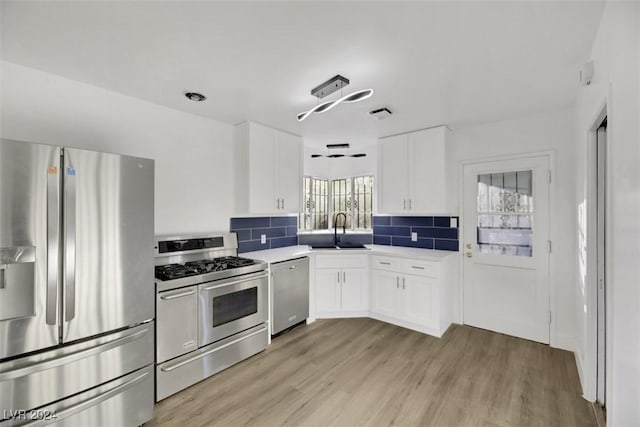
371, 255, 401, 272
315, 254, 367, 269
402, 258, 438, 278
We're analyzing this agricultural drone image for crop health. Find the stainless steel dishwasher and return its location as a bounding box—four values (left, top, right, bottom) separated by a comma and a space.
271, 257, 309, 335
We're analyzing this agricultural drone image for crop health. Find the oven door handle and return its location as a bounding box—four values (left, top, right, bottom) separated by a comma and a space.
160, 289, 195, 300
200, 274, 268, 292
160, 325, 267, 372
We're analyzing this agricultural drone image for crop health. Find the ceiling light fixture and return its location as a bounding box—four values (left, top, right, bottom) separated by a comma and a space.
185, 92, 206, 102
310, 143, 366, 159
297, 75, 373, 122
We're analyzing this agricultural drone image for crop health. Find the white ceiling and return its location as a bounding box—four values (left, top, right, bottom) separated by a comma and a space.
1, 1, 604, 148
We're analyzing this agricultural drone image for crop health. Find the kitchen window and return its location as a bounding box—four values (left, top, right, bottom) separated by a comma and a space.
300, 175, 374, 231
300, 176, 329, 230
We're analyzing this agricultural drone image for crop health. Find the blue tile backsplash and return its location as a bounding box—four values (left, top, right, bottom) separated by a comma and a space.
231, 216, 298, 253
231, 215, 458, 253
373, 216, 459, 251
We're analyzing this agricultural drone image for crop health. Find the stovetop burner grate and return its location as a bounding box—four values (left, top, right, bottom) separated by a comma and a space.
155, 256, 258, 281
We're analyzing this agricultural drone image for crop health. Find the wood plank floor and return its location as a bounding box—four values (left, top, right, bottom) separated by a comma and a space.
147, 318, 595, 427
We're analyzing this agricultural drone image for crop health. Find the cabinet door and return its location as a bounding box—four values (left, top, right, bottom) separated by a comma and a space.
277, 132, 302, 213
341, 268, 368, 312
402, 274, 437, 328
378, 134, 408, 213
248, 123, 277, 213
315, 269, 341, 315
371, 270, 400, 318
408, 126, 446, 213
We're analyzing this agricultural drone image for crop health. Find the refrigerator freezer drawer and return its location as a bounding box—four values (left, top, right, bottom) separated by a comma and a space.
156, 323, 268, 401
0, 322, 154, 413
1, 365, 154, 427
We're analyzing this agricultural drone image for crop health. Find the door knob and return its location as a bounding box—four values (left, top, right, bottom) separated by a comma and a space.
465, 243, 472, 250
466, 252, 473, 258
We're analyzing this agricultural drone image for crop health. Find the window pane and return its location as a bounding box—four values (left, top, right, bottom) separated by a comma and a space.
477, 170, 533, 257
300, 176, 329, 230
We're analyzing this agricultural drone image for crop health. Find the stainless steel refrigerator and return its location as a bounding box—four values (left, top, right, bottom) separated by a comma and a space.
0, 139, 155, 426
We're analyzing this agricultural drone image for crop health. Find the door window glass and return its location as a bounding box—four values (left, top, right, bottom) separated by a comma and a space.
477, 170, 533, 256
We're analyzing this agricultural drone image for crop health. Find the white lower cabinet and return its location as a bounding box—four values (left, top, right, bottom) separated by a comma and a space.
371, 270, 400, 318
315, 255, 369, 317
313, 252, 456, 337
315, 269, 341, 315
370, 255, 453, 337
402, 274, 437, 328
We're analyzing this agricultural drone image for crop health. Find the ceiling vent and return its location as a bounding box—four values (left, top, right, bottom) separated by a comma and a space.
369, 107, 393, 120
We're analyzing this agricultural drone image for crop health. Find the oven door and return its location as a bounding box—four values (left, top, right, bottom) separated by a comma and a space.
198, 271, 268, 347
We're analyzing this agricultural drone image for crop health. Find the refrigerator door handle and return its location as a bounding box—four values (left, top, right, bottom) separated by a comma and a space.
64, 167, 77, 322
46, 165, 60, 325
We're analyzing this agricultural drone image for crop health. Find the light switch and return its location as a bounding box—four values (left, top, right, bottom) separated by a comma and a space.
450, 217, 458, 228
261, 234, 267, 244
411, 232, 418, 242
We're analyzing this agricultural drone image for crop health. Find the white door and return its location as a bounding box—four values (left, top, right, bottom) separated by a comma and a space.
408, 127, 446, 214
378, 134, 408, 213
341, 268, 367, 312
371, 270, 400, 317
276, 132, 302, 213
596, 123, 607, 405
248, 123, 277, 213
463, 156, 550, 343
403, 274, 437, 328
315, 269, 341, 315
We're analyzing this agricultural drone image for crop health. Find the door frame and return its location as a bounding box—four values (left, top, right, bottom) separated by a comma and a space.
582, 101, 612, 404
458, 150, 555, 342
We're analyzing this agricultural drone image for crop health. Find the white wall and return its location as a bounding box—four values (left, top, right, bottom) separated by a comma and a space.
0, 61, 234, 235
573, 2, 640, 424
447, 108, 577, 352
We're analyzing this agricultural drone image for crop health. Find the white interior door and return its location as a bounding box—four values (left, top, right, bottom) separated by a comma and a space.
596, 123, 607, 406
463, 156, 550, 343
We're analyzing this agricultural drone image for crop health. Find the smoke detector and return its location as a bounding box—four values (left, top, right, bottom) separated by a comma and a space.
369, 107, 393, 120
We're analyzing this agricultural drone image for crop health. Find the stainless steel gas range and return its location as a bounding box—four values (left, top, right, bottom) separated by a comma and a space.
154, 232, 269, 401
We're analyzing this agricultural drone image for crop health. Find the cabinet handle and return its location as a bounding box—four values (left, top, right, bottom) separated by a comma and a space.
403, 199, 406, 210
343, 271, 346, 283
396, 276, 399, 289
402, 277, 406, 290
337, 271, 340, 283
411, 266, 425, 270
408, 199, 412, 210
379, 261, 391, 265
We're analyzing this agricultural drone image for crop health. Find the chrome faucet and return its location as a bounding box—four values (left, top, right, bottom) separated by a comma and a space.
334, 212, 347, 246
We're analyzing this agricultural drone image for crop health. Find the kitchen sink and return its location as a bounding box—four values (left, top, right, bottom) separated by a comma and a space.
336, 242, 367, 249
310, 243, 369, 250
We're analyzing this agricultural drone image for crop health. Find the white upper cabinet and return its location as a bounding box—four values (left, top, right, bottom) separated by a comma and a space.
377, 125, 448, 214
234, 121, 302, 214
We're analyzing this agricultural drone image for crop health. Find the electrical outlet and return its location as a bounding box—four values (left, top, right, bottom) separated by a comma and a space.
411, 232, 418, 242
450, 217, 458, 228
261, 234, 267, 244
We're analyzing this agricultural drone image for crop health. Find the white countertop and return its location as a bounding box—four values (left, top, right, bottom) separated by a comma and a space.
242, 244, 458, 264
